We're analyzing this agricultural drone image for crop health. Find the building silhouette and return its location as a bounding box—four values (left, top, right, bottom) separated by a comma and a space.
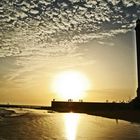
135, 19, 140, 98
130, 19, 140, 108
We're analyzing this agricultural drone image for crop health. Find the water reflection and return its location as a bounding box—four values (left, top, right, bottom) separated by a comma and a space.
64, 113, 79, 140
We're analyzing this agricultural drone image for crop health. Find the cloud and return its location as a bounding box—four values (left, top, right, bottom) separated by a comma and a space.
0, 0, 139, 57
0, 0, 139, 85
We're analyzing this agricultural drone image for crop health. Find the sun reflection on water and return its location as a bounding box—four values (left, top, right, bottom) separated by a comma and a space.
64, 113, 79, 140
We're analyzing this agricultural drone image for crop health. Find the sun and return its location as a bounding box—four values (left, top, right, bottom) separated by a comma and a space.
51, 71, 90, 100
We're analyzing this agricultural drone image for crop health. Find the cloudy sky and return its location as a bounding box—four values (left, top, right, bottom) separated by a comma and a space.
0, 0, 140, 105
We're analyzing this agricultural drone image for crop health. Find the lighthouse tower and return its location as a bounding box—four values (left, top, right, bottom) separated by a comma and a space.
135, 19, 140, 98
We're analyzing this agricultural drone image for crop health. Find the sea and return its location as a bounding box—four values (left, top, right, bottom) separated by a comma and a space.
0, 108, 140, 140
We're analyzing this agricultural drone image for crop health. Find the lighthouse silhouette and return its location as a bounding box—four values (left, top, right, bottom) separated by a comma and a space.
135, 19, 140, 99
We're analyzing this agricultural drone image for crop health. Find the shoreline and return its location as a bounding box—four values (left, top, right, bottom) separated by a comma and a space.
1, 102, 140, 124
86, 110, 140, 124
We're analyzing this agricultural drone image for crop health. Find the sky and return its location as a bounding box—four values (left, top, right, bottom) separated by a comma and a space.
0, 0, 140, 105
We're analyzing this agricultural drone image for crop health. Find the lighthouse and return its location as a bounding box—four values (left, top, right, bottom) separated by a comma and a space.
135, 19, 140, 98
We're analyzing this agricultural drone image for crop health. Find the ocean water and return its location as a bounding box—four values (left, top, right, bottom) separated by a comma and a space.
0, 108, 140, 140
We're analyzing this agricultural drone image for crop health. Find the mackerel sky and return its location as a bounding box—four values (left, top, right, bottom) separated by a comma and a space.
0, 0, 140, 104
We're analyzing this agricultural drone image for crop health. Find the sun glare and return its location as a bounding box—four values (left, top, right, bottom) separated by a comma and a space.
52, 71, 90, 100
64, 113, 79, 140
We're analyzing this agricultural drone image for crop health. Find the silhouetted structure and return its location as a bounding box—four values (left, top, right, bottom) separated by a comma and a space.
51, 101, 129, 112
130, 19, 140, 109
136, 19, 140, 98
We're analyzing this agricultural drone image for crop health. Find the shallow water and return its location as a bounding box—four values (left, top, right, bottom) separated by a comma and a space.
0, 108, 140, 140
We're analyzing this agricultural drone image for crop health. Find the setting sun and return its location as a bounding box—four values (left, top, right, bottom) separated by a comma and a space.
51, 71, 90, 100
